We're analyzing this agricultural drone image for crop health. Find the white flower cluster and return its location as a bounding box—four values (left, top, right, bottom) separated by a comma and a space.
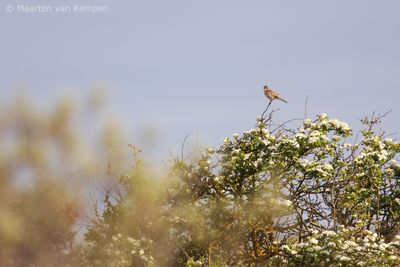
278, 229, 400, 266
186, 257, 204, 266
82, 233, 154, 267
298, 159, 334, 178
317, 114, 351, 133
388, 159, 399, 167
356, 136, 400, 166
311, 130, 326, 143
282, 137, 301, 149
270, 198, 292, 208
302, 114, 351, 136
355, 146, 389, 164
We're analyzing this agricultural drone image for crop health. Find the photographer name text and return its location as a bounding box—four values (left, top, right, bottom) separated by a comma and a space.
6, 4, 109, 14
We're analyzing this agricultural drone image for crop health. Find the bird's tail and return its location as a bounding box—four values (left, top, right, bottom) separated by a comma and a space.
278, 97, 288, 103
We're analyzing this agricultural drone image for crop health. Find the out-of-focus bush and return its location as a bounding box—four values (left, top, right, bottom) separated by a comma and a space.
0, 92, 128, 266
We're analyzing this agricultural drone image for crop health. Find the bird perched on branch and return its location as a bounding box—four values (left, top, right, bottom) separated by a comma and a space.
263, 85, 288, 103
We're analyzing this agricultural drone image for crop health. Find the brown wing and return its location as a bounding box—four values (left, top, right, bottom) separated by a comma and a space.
269, 89, 288, 103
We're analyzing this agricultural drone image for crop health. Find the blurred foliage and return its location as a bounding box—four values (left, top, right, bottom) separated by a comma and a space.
0, 94, 399, 266
0, 92, 128, 266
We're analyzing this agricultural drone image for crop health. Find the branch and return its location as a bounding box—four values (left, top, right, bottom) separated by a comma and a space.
261, 100, 272, 121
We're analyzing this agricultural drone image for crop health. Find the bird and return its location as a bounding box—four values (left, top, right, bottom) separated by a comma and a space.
263, 85, 288, 103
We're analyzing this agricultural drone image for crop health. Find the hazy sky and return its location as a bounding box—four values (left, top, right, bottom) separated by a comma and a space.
1, 0, 400, 157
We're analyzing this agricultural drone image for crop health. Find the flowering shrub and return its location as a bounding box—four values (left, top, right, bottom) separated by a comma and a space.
1, 96, 399, 266
80, 111, 399, 266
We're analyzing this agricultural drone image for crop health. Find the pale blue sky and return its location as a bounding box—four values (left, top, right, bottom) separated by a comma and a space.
1, 0, 400, 157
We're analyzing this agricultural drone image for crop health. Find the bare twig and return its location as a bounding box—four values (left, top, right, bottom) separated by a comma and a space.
304, 95, 309, 119
261, 100, 273, 121
270, 118, 303, 134
63, 170, 82, 186
181, 134, 189, 161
